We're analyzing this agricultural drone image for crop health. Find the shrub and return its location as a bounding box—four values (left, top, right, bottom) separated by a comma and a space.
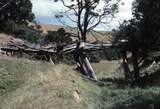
13, 25, 43, 43
100, 87, 160, 109
87, 49, 121, 63
0, 20, 18, 34
44, 28, 72, 45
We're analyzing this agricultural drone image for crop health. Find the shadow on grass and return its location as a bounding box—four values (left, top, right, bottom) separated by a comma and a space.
140, 69, 160, 86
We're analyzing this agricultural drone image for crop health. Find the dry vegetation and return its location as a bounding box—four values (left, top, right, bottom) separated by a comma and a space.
1, 57, 160, 109
0, 57, 102, 109
0, 33, 14, 46
92, 60, 123, 79
38, 24, 112, 43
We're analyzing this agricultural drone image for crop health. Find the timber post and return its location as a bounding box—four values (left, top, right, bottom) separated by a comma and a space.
74, 42, 97, 80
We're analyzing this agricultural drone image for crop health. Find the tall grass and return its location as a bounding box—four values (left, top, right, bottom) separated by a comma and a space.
0, 57, 101, 109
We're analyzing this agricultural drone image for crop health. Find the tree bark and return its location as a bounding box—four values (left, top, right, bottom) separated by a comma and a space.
78, 53, 97, 80
83, 56, 97, 80
132, 49, 140, 84
79, 55, 89, 77
122, 49, 131, 79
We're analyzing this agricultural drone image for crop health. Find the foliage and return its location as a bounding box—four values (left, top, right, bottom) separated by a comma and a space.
112, 0, 160, 83
44, 28, 73, 45
61, 54, 76, 65
0, 0, 35, 24
54, 0, 120, 42
0, 19, 18, 34
13, 25, 43, 43
0, 0, 37, 43
101, 87, 160, 109
132, 0, 160, 49
87, 49, 121, 63
114, 0, 160, 51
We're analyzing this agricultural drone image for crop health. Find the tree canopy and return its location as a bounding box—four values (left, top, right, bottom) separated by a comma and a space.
113, 0, 160, 84
132, 0, 160, 49
54, 0, 120, 42
0, 0, 35, 24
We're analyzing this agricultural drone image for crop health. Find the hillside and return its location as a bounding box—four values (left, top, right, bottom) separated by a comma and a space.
1, 57, 160, 109
0, 56, 102, 109
36, 24, 113, 43
1, 31, 160, 109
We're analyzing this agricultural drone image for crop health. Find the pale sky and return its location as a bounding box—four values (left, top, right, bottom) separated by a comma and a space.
31, 0, 133, 31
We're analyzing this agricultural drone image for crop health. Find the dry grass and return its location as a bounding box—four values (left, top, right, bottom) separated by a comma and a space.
0, 33, 14, 46
92, 60, 124, 79
39, 24, 112, 43
0, 57, 101, 109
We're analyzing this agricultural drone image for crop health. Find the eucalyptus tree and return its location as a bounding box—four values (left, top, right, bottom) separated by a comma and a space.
54, 0, 120, 42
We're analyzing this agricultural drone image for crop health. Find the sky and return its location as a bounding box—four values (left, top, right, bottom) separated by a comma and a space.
31, 0, 133, 31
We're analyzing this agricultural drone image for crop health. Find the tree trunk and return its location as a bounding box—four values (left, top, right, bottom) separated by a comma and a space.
132, 49, 140, 84
79, 55, 89, 77
78, 54, 97, 80
83, 56, 97, 80
81, 33, 86, 42
122, 49, 131, 79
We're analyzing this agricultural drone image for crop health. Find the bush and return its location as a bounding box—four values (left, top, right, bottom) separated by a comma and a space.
44, 28, 72, 45
100, 87, 160, 109
88, 51, 101, 63
0, 20, 18, 34
0, 19, 43, 43
13, 25, 43, 43
87, 49, 121, 63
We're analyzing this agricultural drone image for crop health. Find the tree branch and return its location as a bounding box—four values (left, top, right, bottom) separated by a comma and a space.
0, 0, 12, 11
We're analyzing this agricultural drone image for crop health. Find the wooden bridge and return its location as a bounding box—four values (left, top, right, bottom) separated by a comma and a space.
0, 40, 127, 80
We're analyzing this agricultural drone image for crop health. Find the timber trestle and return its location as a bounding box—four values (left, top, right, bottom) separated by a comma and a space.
0, 41, 127, 80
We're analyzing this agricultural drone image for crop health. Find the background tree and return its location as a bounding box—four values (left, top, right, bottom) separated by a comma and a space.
132, 0, 160, 50
0, 0, 35, 24
0, 0, 35, 33
114, 0, 160, 84
0, 0, 42, 43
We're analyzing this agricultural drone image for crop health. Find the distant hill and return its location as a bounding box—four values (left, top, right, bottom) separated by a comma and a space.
0, 23, 113, 47
37, 24, 113, 43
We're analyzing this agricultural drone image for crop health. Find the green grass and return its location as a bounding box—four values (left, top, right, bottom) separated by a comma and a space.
1, 57, 160, 109
0, 57, 101, 109
91, 60, 123, 79
100, 86, 160, 109
0, 57, 50, 96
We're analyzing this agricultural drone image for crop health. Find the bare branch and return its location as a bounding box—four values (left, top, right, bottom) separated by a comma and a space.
55, 0, 120, 41
0, 0, 12, 11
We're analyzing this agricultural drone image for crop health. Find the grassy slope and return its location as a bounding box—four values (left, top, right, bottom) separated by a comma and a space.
1, 56, 160, 109
0, 57, 101, 109
91, 60, 122, 79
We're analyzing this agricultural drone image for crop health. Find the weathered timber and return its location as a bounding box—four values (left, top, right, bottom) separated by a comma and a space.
74, 42, 97, 80
0, 41, 127, 80
83, 55, 97, 80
